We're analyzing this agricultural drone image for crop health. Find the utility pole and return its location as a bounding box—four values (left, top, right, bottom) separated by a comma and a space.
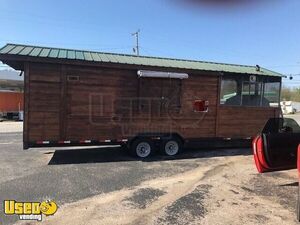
132, 29, 140, 56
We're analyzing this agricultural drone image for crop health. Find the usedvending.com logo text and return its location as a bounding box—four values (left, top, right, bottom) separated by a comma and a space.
4, 200, 57, 222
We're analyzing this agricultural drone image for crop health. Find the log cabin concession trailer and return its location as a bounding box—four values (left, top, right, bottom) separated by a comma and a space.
0, 44, 283, 158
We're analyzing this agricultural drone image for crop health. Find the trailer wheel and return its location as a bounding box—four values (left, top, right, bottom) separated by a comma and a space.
160, 137, 182, 156
130, 138, 154, 158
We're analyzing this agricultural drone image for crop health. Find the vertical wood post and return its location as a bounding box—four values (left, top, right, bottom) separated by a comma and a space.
23, 62, 30, 149
59, 65, 67, 140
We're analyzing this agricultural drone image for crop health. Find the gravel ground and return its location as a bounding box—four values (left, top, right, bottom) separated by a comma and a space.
0, 117, 299, 225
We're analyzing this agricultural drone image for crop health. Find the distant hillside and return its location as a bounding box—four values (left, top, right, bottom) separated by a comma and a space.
0, 69, 23, 81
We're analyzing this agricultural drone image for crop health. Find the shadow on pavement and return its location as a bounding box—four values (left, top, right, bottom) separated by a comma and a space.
48, 146, 252, 165
279, 182, 298, 187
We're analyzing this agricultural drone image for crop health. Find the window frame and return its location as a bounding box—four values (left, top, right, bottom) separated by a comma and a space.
263, 79, 281, 107
219, 74, 281, 108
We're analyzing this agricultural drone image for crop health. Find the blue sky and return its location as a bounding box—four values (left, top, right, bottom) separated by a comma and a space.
0, 0, 299, 86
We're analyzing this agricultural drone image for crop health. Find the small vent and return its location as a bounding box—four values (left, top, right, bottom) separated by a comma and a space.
249, 75, 256, 83
67, 75, 79, 81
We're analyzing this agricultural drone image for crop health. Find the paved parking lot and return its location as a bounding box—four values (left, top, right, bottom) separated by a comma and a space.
0, 121, 22, 133
0, 119, 299, 225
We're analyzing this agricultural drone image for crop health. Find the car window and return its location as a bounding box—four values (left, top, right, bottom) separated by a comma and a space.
262, 118, 300, 134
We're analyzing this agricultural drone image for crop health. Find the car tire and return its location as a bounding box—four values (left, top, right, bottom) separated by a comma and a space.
160, 137, 183, 156
130, 138, 154, 158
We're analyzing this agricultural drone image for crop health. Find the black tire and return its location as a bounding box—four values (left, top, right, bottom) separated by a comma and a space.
120, 143, 129, 151
160, 137, 183, 156
129, 138, 154, 158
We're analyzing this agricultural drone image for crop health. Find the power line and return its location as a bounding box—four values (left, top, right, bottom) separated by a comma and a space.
284, 74, 300, 76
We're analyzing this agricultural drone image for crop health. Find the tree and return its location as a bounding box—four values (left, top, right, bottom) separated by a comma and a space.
281, 86, 300, 102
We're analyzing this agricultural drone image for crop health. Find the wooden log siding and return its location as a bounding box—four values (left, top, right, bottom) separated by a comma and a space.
217, 106, 281, 138
27, 63, 61, 141
24, 62, 281, 145
63, 67, 219, 140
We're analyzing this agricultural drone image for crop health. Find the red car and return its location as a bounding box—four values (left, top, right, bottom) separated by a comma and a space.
253, 117, 300, 220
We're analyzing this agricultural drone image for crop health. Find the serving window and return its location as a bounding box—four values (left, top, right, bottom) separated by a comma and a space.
220, 74, 281, 107
263, 80, 281, 107
137, 70, 187, 114
139, 78, 182, 114
220, 79, 240, 105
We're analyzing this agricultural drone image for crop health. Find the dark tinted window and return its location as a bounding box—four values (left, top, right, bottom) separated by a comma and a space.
262, 118, 300, 134
220, 75, 281, 107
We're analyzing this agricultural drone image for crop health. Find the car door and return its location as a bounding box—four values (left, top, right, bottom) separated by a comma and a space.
253, 118, 300, 173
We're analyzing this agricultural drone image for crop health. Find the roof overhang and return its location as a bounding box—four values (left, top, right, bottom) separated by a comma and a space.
0, 43, 284, 78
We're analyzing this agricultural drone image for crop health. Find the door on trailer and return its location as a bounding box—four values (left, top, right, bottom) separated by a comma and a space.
253, 117, 300, 173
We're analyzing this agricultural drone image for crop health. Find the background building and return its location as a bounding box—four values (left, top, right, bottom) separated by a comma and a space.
0, 68, 24, 120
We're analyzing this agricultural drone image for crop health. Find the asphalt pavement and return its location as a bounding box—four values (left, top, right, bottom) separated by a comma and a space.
0, 131, 229, 225
0, 120, 299, 225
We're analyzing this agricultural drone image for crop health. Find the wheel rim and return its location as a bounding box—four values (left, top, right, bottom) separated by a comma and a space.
165, 140, 179, 156
136, 142, 151, 158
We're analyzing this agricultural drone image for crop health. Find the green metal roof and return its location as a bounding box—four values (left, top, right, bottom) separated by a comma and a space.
0, 43, 283, 77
